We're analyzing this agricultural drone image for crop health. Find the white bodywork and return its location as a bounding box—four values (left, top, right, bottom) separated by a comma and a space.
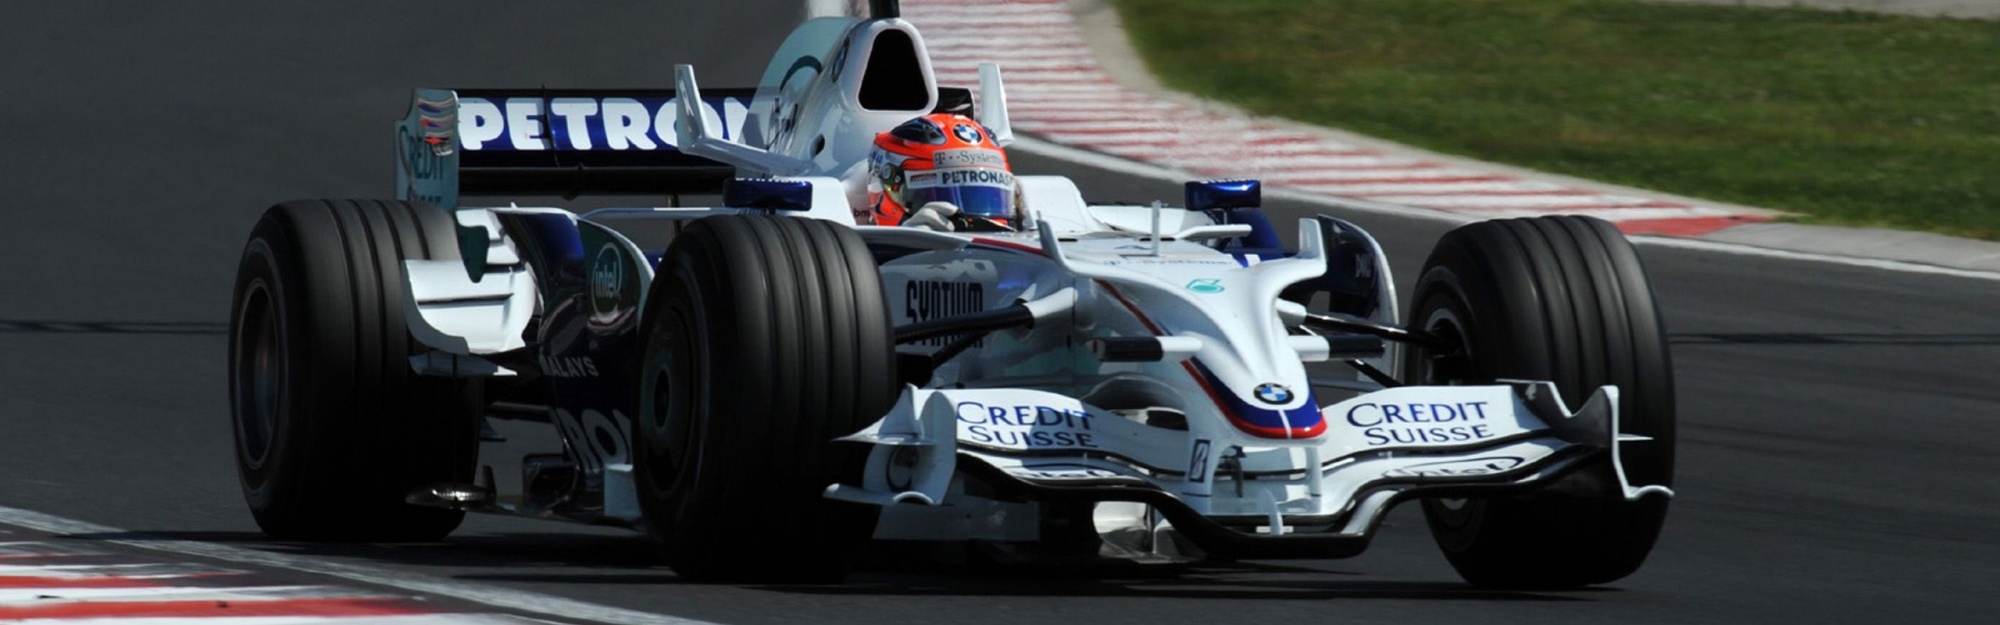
395, 14, 1672, 553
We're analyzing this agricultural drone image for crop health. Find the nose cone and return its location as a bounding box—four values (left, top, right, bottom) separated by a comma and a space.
1188, 361, 1324, 440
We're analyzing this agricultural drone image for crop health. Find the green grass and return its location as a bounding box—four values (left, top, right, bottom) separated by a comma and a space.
1110, 0, 2000, 239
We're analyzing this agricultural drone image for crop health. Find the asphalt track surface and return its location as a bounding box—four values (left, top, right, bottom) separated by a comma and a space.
1, 2, 1997, 623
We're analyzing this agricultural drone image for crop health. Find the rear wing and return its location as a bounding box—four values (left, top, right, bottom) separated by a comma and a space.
394, 88, 756, 209
396, 85, 978, 209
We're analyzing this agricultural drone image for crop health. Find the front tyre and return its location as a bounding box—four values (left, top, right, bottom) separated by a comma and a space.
633, 215, 897, 583
229, 199, 479, 541
1403, 215, 1676, 589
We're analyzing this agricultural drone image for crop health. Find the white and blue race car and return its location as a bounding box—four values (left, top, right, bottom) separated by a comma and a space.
227, 1, 1675, 588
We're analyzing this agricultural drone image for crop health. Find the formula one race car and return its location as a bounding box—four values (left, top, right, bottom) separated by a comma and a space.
227, 1, 1674, 589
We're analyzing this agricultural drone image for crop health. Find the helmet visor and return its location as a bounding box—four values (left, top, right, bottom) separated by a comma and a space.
904, 168, 1015, 220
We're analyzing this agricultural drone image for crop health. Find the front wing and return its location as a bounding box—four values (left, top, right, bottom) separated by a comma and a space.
827, 381, 1672, 559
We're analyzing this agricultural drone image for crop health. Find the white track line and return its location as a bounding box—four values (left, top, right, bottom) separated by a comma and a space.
0, 542, 104, 559
1260, 168, 1493, 183
928, 52, 1099, 64
1302, 181, 1572, 195
1167, 156, 1432, 171
0, 562, 242, 579
0, 506, 725, 625
0, 585, 358, 602
929, 58, 1103, 71
12, 616, 562, 625
1361, 194, 1661, 208
907, 4, 1072, 17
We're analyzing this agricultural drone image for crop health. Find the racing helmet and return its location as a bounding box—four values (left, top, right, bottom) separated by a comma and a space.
868, 113, 1017, 229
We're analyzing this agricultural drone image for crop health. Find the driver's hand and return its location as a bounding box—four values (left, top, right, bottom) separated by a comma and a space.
901, 201, 961, 232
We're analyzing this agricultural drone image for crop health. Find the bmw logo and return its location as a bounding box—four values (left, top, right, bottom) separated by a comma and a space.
953, 123, 982, 144
1254, 383, 1293, 405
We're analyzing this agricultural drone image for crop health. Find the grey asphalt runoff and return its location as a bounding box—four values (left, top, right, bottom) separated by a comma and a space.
1, 2, 1997, 625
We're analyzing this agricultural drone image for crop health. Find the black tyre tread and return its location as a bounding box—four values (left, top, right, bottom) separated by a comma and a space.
1572, 218, 1676, 482
1408, 215, 1674, 589
638, 215, 893, 583
232, 199, 473, 541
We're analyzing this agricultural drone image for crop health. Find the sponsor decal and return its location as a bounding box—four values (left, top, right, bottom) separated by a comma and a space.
908, 167, 1013, 189
870, 148, 905, 179
1006, 467, 1123, 481
399, 125, 446, 182
589, 243, 624, 320
1253, 383, 1293, 405
1385, 455, 1526, 478
415, 95, 457, 157
540, 355, 601, 378
550, 407, 630, 474
1185, 278, 1225, 294
905, 280, 985, 346
455, 95, 750, 151
953, 123, 982, 144
1345, 400, 1497, 446
1187, 439, 1212, 483
933, 148, 1006, 169
956, 401, 1099, 449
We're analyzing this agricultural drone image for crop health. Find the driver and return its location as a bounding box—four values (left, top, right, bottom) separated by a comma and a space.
860, 113, 1019, 231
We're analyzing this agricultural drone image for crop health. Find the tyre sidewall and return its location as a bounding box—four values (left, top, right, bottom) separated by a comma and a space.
1405, 217, 1674, 588
232, 217, 308, 518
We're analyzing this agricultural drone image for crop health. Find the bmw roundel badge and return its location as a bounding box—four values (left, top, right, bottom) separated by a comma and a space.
953, 123, 982, 144
1254, 383, 1293, 405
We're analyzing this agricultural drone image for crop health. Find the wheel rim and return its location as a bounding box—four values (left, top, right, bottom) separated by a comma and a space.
233, 282, 282, 470
1416, 303, 1481, 528
1416, 306, 1471, 388
641, 300, 703, 508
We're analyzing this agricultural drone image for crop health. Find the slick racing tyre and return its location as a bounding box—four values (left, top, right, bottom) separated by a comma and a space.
230, 199, 480, 541
1402, 215, 1675, 589
633, 215, 898, 583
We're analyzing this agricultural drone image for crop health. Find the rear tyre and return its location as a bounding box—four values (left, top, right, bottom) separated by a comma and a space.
633, 215, 897, 583
1403, 215, 1675, 589
229, 199, 479, 541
